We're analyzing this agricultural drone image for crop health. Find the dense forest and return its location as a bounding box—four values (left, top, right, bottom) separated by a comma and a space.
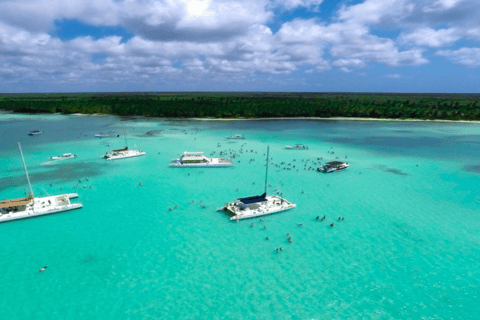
1, 92, 480, 121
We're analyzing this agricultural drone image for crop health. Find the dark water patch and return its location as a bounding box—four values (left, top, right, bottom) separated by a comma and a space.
464, 165, 480, 174
330, 137, 357, 143
373, 165, 408, 176
0, 161, 107, 192
393, 130, 414, 133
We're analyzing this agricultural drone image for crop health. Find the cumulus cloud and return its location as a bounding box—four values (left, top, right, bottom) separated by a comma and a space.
400, 27, 461, 47
0, 0, 479, 89
437, 48, 480, 66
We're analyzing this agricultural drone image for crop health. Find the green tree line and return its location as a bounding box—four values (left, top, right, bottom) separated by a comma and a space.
1, 93, 480, 121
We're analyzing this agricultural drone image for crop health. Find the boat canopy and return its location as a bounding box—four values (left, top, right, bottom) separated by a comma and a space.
113, 147, 128, 152
0, 195, 33, 209
238, 193, 267, 204
326, 161, 345, 166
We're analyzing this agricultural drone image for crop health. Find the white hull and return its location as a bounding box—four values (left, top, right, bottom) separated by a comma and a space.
285, 145, 308, 150
50, 155, 76, 160
170, 163, 233, 167
104, 150, 146, 160
0, 193, 82, 224
220, 195, 296, 221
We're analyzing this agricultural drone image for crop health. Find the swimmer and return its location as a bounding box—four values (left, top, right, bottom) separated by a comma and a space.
169, 208, 172, 211
276, 248, 279, 252
288, 237, 292, 242
39, 265, 48, 272
298, 223, 303, 227
316, 216, 320, 220
139, 182, 143, 186
251, 223, 254, 227
280, 247, 283, 251
264, 226, 266, 229
330, 223, 334, 227
266, 236, 269, 240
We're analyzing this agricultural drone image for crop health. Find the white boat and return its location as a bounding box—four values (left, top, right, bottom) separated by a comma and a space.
285, 144, 309, 150
103, 147, 146, 160
318, 161, 349, 173
170, 151, 234, 167
50, 153, 77, 160
95, 133, 120, 138
28, 130, 43, 136
217, 146, 296, 221
0, 144, 83, 224
227, 134, 245, 139
102, 125, 146, 160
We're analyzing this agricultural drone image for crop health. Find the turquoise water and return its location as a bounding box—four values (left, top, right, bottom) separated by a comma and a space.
1, 114, 480, 319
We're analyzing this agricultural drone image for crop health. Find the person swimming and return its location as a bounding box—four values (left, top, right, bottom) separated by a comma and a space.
330, 223, 334, 227
316, 216, 319, 220
39, 265, 48, 272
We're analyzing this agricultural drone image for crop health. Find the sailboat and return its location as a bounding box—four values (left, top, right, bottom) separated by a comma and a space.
217, 146, 296, 221
0, 143, 83, 223
102, 124, 146, 160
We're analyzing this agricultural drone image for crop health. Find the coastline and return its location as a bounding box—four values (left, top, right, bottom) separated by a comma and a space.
2, 110, 480, 124
188, 117, 480, 124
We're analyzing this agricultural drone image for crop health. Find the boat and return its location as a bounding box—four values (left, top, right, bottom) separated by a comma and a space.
102, 126, 146, 160
0, 143, 83, 224
95, 132, 120, 138
227, 134, 245, 139
145, 130, 162, 136
28, 130, 43, 136
217, 146, 296, 221
50, 153, 77, 160
317, 161, 349, 173
285, 144, 309, 150
170, 151, 234, 167
103, 147, 146, 161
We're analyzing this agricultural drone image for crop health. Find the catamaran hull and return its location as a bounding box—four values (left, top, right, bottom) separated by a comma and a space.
105, 152, 146, 160
169, 163, 234, 167
228, 204, 296, 221
0, 203, 83, 224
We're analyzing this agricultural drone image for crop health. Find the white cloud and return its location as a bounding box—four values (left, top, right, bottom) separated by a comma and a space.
437, 48, 480, 66
400, 27, 460, 47
271, 0, 323, 10
423, 0, 463, 12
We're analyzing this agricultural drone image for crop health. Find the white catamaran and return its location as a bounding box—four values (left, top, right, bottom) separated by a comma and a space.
0, 143, 83, 224
102, 125, 146, 160
217, 146, 296, 221
170, 151, 234, 167
50, 153, 77, 160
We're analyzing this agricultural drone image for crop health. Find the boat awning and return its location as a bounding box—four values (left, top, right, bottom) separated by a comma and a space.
326, 161, 345, 166
0, 195, 33, 209
239, 193, 267, 204
113, 147, 128, 152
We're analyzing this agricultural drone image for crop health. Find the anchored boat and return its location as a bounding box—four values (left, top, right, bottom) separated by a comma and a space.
318, 161, 349, 173
0, 143, 83, 224
50, 153, 77, 160
285, 144, 309, 150
95, 132, 120, 138
102, 125, 145, 160
28, 130, 43, 136
227, 134, 245, 139
217, 146, 296, 221
170, 151, 234, 167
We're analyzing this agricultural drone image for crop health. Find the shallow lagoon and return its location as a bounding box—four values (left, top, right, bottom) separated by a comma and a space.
1, 114, 480, 319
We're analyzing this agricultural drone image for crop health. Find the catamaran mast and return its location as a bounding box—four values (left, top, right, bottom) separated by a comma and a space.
264, 146, 269, 195
123, 123, 128, 147
18, 142, 34, 197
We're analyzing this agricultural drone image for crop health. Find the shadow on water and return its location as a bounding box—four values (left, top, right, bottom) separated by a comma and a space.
0, 161, 107, 192
373, 165, 409, 176
464, 165, 480, 174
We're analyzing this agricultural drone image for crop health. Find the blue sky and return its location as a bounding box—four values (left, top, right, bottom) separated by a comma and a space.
0, 0, 479, 93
